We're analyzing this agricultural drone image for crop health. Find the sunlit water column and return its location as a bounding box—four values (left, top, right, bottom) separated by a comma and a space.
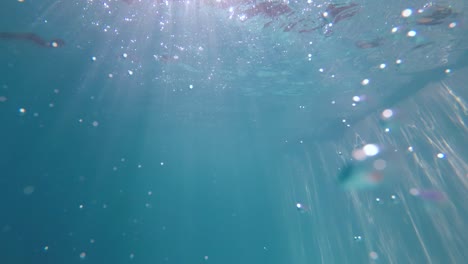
280, 73, 467, 263
335, 78, 467, 263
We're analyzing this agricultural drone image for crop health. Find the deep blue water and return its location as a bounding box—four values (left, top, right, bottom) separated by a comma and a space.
1, 1, 467, 263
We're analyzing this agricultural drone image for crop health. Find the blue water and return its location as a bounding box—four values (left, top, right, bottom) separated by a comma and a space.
1, 1, 467, 263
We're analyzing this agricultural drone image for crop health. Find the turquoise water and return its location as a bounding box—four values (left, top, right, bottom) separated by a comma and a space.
1, 1, 467, 263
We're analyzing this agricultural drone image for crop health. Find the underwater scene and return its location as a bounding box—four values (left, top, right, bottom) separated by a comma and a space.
0, 0, 467, 263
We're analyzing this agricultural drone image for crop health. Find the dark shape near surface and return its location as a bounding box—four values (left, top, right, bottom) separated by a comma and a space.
323, 3, 360, 24
417, 6, 454, 25
355, 37, 384, 49
121, 0, 361, 35
243, 1, 293, 19
0, 32, 65, 48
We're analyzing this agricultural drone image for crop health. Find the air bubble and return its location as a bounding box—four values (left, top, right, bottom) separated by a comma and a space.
401, 9, 412, 18
407, 30, 417, 37
353, 235, 363, 242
